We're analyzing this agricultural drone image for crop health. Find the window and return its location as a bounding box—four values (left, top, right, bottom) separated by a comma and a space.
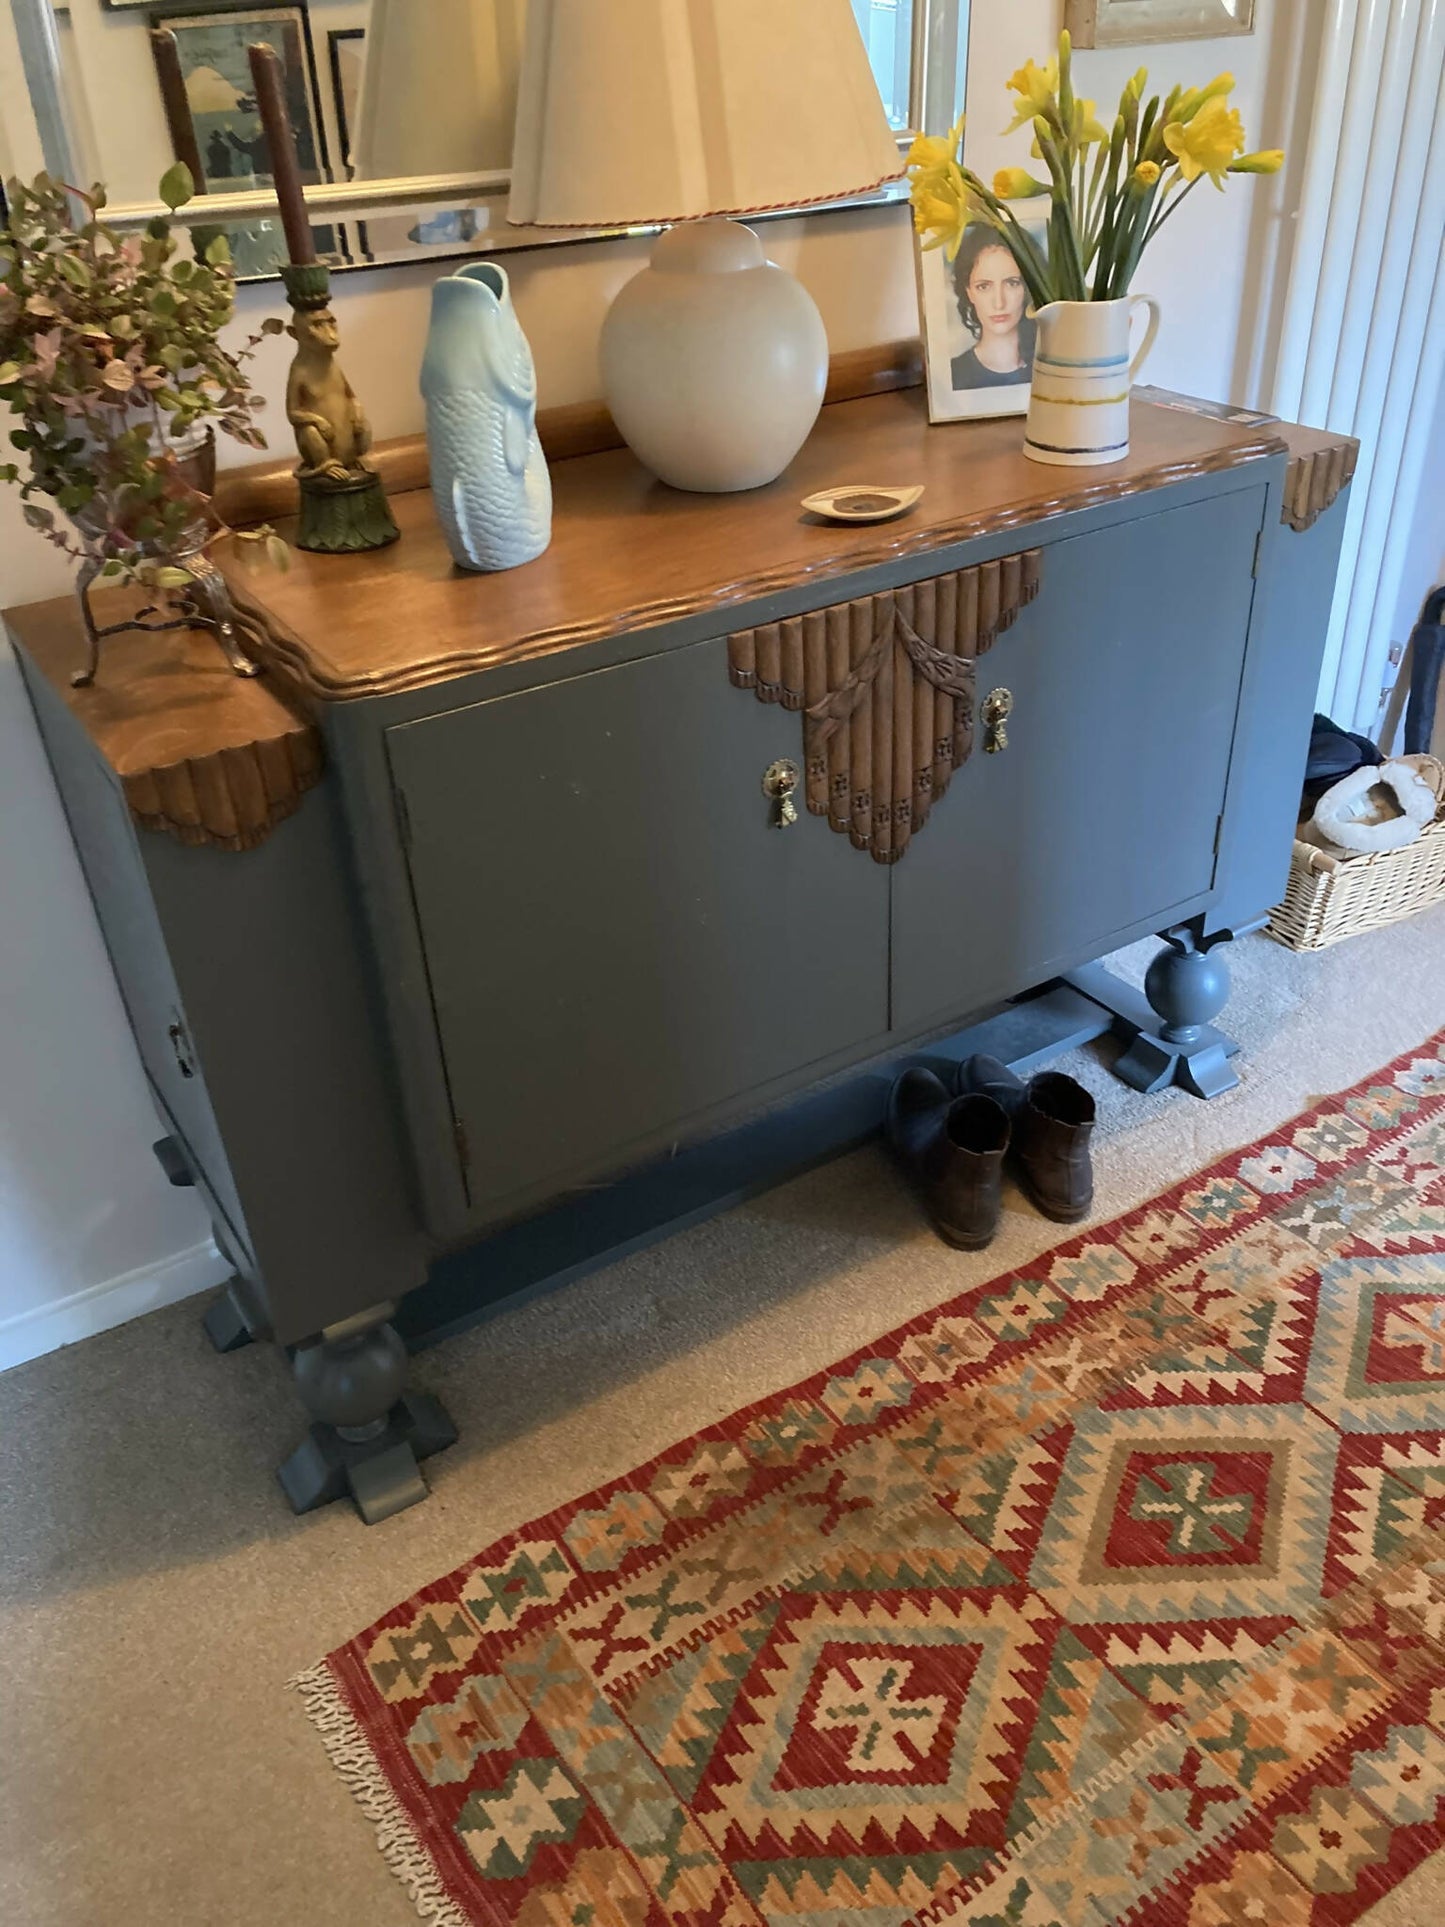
852, 0, 970, 137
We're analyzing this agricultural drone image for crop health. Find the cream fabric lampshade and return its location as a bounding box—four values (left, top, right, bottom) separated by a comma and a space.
351, 0, 527, 178
505, 0, 903, 493
507, 0, 903, 226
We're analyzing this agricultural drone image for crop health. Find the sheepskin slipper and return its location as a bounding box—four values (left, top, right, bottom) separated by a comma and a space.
1305, 754, 1444, 855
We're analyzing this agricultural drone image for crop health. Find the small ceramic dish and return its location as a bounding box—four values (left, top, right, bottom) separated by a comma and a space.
800, 484, 925, 524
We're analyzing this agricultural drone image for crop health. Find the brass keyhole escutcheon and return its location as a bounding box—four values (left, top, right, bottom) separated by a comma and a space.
762, 757, 800, 827
982, 688, 1014, 754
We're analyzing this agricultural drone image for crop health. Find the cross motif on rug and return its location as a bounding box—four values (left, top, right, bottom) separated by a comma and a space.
1128, 1459, 1257, 1556
809, 1656, 948, 1774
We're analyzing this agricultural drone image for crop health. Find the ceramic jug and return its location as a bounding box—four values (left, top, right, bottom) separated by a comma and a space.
1023, 295, 1161, 467
421, 261, 552, 571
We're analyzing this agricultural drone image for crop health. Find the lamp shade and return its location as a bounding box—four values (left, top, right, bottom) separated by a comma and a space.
352, 0, 526, 178
508, 0, 903, 228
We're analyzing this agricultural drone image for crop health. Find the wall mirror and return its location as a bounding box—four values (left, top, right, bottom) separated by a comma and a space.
1, 0, 970, 279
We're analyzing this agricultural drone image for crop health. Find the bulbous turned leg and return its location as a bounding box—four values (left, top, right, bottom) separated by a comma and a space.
278, 1303, 457, 1525
1113, 922, 1241, 1099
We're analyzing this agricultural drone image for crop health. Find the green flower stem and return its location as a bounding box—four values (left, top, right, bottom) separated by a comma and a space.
1138, 98, 1161, 161
1122, 86, 1140, 169
1082, 131, 1117, 267
1139, 173, 1201, 252
1058, 31, 1076, 147
1030, 131, 1087, 299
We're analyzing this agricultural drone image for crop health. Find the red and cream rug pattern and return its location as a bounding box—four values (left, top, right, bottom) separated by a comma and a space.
297, 1035, 1445, 1927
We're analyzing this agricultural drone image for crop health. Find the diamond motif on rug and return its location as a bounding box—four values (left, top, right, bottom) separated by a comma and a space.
298, 1028, 1445, 1927
689, 1588, 1058, 1854
1028, 1404, 1339, 1624
1303, 1254, 1445, 1432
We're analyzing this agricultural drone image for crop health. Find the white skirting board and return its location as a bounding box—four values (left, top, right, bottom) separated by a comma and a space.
0, 1239, 231, 1374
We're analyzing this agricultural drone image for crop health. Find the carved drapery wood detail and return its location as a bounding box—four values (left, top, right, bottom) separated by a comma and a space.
727, 550, 1042, 864
120, 725, 323, 852
1282, 432, 1359, 532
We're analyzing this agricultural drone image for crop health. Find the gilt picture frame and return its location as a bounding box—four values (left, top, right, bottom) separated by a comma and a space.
1065, 0, 1256, 47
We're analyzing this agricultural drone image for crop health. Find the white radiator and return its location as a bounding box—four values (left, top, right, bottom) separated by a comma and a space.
1268, 0, 1445, 733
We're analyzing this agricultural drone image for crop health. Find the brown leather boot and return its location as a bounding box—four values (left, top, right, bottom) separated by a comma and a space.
957, 1056, 1096, 1224
886, 1067, 1010, 1250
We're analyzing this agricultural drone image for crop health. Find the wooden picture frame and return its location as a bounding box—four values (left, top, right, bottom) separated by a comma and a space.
325, 27, 367, 259
147, 3, 338, 275
325, 25, 364, 176
1065, 0, 1257, 47
914, 223, 1041, 425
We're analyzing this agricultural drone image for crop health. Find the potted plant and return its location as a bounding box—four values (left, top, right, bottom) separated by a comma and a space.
908, 32, 1283, 466
0, 166, 286, 683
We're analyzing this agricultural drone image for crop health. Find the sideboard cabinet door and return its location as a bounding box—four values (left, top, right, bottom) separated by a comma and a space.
389, 635, 890, 1214
891, 485, 1265, 1031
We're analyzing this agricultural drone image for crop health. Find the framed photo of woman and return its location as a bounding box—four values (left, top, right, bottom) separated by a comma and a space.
915, 222, 1041, 424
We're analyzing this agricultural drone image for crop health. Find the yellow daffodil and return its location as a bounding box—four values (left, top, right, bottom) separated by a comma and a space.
1070, 98, 1109, 146
1163, 95, 1245, 187
1004, 57, 1058, 134
994, 167, 1050, 200
1175, 74, 1235, 123
905, 120, 962, 177
915, 39, 1281, 303
910, 172, 984, 261
911, 189, 960, 246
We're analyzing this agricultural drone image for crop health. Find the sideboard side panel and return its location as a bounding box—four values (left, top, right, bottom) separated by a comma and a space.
15, 650, 255, 1262
134, 790, 428, 1344
1210, 473, 1351, 935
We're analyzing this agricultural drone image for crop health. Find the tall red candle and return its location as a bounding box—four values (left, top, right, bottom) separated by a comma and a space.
247, 41, 316, 266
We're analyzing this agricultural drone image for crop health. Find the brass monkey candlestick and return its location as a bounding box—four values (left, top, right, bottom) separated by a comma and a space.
247, 43, 398, 554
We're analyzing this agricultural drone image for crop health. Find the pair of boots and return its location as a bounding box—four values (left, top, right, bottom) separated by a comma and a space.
887, 1056, 1096, 1250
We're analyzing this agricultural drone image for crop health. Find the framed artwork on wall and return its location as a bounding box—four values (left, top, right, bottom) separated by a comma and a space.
1065, 0, 1257, 47
147, 2, 339, 275
915, 222, 1042, 425
326, 25, 363, 175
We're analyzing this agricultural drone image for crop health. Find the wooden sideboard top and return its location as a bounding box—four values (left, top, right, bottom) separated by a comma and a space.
5, 369, 1358, 853
204, 387, 1287, 703
10, 595, 322, 851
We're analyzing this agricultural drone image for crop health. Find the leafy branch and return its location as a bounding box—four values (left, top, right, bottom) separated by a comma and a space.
0, 168, 288, 584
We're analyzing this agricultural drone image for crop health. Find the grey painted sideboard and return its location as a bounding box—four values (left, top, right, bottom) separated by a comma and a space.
8, 385, 1357, 1520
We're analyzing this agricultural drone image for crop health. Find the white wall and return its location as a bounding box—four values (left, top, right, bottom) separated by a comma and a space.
0, 0, 1330, 1366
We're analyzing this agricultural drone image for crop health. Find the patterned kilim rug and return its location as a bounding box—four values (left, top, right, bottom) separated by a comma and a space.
296, 1036, 1445, 1927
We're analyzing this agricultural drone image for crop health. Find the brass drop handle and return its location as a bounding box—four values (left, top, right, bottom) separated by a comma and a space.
762, 757, 800, 827
982, 687, 1014, 754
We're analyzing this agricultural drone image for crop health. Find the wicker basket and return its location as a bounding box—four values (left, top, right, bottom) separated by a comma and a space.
1268, 810, 1445, 951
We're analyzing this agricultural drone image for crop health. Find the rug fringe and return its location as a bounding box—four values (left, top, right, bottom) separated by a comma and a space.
290, 1660, 472, 1927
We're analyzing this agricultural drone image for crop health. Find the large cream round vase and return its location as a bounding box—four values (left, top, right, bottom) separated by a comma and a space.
600, 218, 829, 494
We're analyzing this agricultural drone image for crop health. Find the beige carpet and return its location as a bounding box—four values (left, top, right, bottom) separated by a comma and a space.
4, 910, 1445, 1927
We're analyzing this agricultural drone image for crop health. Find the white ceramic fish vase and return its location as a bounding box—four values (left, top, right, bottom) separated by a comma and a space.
421, 261, 552, 571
